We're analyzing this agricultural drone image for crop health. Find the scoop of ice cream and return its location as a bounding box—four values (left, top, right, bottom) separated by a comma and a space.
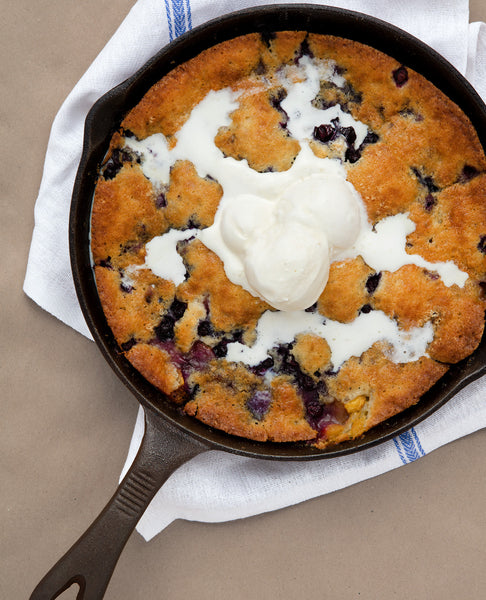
244, 221, 330, 311
277, 173, 361, 253
208, 172, 361, 311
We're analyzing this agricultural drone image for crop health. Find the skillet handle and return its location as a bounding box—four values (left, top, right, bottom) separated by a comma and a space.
30, 408, 209, 600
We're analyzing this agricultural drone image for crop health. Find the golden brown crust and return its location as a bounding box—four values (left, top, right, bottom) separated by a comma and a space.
91, 165, 165, 265
94, 266, 175, 344
165, 160, 223, 229
184, 369, 316, 442
318, 257, 373, 322
91, 31, 486, 449
406, 175, 486, 281
373, 266, 485, 363
215, 85, 301, 172
291, 333, 331, 377
347, 141, 422, 222
126, 343, 184, 396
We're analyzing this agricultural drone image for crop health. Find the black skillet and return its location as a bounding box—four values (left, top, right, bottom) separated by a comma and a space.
30, 5, 486, 599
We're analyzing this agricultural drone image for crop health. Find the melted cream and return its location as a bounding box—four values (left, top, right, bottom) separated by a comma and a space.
279, 55, 368, 147
351, 213, 468, 287
226, 309, 434, 369
144, 229, 197, 285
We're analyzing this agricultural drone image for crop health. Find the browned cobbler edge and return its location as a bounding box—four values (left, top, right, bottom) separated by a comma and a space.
90, 32, 486, 449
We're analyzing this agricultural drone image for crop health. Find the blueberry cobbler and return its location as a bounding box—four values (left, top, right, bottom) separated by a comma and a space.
91, 32, 486, 448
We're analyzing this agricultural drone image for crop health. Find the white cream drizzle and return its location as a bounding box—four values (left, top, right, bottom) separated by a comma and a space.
350, 213, 468, 287
123, 55, 469, 368
144, 228, 198, 285
279, 55, 368, 147
225, 309, 434, 369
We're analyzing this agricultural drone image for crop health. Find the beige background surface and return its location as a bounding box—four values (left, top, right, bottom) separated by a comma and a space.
3, 1, 486, 599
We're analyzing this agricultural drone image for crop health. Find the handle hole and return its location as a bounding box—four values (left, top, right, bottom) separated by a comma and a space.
53, 576, 86, 600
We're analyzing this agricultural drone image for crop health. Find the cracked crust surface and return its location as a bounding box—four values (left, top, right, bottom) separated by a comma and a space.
91, 32, 486, 448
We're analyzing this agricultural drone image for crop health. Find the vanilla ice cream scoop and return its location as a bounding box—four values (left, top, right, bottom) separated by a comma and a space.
203, 170, 362, 311
245, 221, 330, 311
277, 173, 361, 252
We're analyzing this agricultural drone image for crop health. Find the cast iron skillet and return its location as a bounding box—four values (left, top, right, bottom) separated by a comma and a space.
31, 5, 486, 599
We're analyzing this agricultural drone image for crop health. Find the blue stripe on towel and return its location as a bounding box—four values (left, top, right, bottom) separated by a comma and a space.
164, 0, 174, 40
411, 427, 425, 456
185, 0, 192, 30
394, 428, 426, 465
165, 0, 192, 41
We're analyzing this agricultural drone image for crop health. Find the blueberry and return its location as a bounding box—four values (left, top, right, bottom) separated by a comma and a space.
423, 176, 439, 193
269, 88, 286, 110
294, 37, 313, 62
103, 153, 123, 180
188, 341, 215, 369
228, 329, 244, 343
152, 340, 184, 368
399, 107, 415, 118
155, 314, 175, 342
411, 167, 439, 193
345, 147, 361, 163
341, 82, 362, 106
333, 64, 345, 76
121, 241, 143, 255
186, 217, 200, 230
212, 329, 243, 358
424, 194, 436, 211
197, 320, 214, 337
360, 304, 372, 314
120, 338, 136, 352
316, 98, 337, 110
324, 368, 339, 377
305, 396, 324, 421
296, 371, 316, 392
459, 164, 480, 183
362, 131, 379, 145
366, 272, 382, 294
260, 31, 276, 48
247, 390, 272, 420
340, 126, 357, 146
155, 192, 167, 208
254, 59, 267, 76
102, 148, 134, 180
169, 298, 187, 320
250, 357, 274, 377
478, 235, 486, 254
277, 345, 300, 376
213, 340, 228, 358
98, 258, 113, 270
313, 124, 336, 143
392, 66, 408, 87
303, 383, 329, 429
120, 281, 133, 293
168, 341, 215, 390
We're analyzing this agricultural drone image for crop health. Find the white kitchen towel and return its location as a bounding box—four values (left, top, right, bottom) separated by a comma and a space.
24, 0, 486, 541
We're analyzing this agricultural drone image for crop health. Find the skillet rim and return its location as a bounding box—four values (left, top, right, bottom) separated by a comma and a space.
70, 3, 486, 460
